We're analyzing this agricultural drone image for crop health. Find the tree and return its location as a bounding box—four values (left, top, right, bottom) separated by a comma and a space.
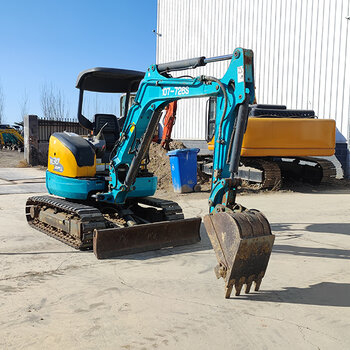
19, 89, 29, 121
40, 83, 69, 120
0, 82, 4, 124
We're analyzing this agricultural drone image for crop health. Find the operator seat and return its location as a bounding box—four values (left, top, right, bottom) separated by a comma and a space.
93, 114, 120, 151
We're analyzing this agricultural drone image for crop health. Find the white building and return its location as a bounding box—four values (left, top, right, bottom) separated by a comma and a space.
156, 0, 350, 175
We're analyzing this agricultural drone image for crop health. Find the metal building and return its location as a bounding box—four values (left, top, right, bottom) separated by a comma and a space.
156, 0, 350, 174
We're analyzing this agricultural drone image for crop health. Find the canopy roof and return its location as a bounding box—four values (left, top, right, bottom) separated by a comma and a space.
76, 67, 145, 93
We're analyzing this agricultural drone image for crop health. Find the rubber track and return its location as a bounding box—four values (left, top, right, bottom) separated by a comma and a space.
25, 196, 106, 250
137, 197, 185, 221
302, 157, 337, 183
241, 158, 282, 190
26, 196, 186, 250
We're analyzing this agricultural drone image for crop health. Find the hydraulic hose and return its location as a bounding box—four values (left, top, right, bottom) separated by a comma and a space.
201, 76, 228, 142
228, 99, 249, 177
124, 107, 164, 189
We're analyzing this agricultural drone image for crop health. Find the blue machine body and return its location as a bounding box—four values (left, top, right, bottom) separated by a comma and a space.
46, 171, 157, 200
46, 171, 106, 200
47, 48, 255, 213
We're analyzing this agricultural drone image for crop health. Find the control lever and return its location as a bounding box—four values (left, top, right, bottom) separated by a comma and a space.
88, 122, 108, 157
96, 122, 108, 140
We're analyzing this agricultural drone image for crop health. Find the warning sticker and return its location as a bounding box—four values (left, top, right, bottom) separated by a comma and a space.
237, 66, 244, 83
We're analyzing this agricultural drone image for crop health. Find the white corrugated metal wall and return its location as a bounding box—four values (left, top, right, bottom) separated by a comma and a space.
156, 0, 350, 147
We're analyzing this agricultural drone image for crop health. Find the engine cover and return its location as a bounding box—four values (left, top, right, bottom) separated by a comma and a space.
48, 132, 96, 178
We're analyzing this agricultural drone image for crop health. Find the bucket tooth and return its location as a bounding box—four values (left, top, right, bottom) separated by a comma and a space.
235, 277, 245, 296
245, 275, 255, 294
254, 280, 261, 292
203, 209, 274, 298
225, 284, 234, 299
254, 272, 264, 291
245, 282, 252, 294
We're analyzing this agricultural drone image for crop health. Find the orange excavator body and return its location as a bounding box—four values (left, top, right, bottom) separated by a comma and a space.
160, 101, 177, 150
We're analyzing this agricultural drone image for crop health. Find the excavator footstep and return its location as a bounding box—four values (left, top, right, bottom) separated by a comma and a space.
93, 217, 201, 259
203, 209, 274, 298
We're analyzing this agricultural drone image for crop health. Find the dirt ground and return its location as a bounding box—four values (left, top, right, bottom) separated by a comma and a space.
0, 167, 350, 349
1, 177, 350, 349
0, 149, 25, 168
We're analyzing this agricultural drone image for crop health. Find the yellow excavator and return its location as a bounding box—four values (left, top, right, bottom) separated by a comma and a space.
0, 124, 24, 151
207, 103, 336, 189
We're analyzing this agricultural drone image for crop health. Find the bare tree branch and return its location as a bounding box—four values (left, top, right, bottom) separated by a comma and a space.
0, 82, 4, 124
40, 83, 69, 120
19, 89, 29, 121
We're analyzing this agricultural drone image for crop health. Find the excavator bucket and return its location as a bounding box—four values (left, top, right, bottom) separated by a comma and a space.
93, 217, 201, 259
203, 210, 274, 298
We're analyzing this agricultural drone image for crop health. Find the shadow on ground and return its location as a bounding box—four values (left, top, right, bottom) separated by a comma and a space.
272, 244, 350, 260
272, 223, 350, 236
1, 223, 213, 259
238, 178, 350, 195
0, 251, 86, 256
279, 178, 350, 194
235, 282, 350, 307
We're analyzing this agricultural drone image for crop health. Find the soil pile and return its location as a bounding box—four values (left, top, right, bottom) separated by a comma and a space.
147, 141, 211, 191
147, 141, 185, 191
197, 167, 211, 190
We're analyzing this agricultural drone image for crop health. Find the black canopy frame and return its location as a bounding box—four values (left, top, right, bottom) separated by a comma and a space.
76, 67, 145, 131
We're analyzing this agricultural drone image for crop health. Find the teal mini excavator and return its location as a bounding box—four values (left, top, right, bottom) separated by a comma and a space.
26, 48, 274, 298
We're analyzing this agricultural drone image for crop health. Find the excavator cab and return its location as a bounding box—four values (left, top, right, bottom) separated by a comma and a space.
76, 68, 145, 165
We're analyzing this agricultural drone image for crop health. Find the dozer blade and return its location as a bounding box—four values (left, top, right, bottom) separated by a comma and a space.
203, 210, 274, 298
93, 217, 201, 259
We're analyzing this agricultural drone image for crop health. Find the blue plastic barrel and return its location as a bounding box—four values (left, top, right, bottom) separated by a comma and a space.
167, 148, 200, 193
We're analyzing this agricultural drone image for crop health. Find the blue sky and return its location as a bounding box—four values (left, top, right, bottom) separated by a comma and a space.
0, 0, 157, 124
